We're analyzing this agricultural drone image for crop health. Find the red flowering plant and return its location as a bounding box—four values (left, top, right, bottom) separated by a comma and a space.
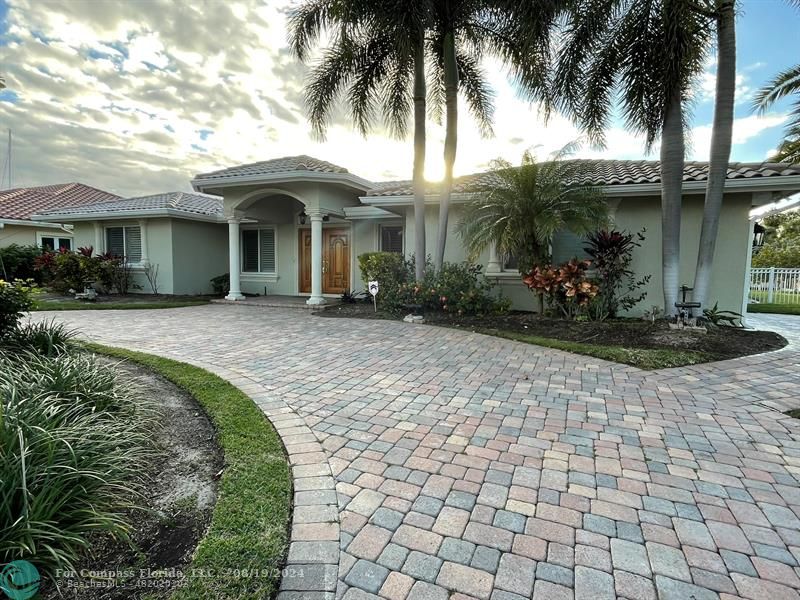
524, 259, 599, 319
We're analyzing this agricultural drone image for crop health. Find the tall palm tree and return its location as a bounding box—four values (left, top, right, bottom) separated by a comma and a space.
289, 0, 432, 281
693, 0, 736, 310
457, 146, 609, 275
753, 0, 800, 164
553, 0, 711, 315
429, 0, 564, 272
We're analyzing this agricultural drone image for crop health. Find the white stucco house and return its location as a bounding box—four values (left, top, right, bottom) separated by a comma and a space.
33, 155, 800, 314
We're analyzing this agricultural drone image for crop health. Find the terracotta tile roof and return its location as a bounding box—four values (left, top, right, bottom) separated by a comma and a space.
365, 160, 800, 197
0, 182, 121, 220
38, 191, 222, 218
195, 154, 351, 181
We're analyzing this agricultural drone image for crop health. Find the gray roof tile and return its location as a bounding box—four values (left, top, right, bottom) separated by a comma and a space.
195, 155, 351, 181
38, 191, 222, 217
365, 160, 800, 197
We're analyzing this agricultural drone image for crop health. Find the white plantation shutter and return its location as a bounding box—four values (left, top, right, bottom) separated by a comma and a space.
106, 227, 125, 257
259, 229, 276, 272
242, 230, 259, 272
125, 227, 142, 263
552, 230, 588, 264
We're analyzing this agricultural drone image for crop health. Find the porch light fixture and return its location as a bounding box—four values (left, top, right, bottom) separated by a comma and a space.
298, 211, 307, 225
753, 222, 766, 250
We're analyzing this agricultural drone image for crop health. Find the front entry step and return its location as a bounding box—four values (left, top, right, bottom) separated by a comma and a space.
210, 296, 341, 310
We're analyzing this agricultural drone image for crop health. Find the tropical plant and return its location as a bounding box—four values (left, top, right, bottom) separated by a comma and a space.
457, 148, 608, 276
0, 278, 37, 338
358, 251, 413, 311
429, 0, 564, 272
4, 319, 75, 357
523, 259, 599, 319
584, 229, 651, 320
693, 0, 737, 310
752, 211, 800, 267
0, 349, 158, 579
703, 301, 743, 327
753, 0, 800, 163
210, 273, 230, 295
553, 0, 712, 315
289, 0, 431, 281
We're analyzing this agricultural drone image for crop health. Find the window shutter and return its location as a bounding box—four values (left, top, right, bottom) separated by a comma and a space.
125, 227, 142, 263
259, 229, 276, 272
106, 228, 125, 258
381, 226, 403, 253
242, 230, 259, 272
552, 230, 588, 264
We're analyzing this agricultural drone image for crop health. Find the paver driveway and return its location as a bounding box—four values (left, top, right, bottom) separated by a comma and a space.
37, 307, 800, 600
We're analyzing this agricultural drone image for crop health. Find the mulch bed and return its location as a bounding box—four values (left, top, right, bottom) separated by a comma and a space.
319, 303, 787, 361
43, 360, 223, 600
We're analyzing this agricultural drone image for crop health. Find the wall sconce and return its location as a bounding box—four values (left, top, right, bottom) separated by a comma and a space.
323, 215, 330, 222
298, 211, 307, 225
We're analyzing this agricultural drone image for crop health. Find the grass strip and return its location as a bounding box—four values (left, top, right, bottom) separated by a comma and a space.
84, 343, 292, 599
34, 300, 209, 311
474, 328, 712, 370
747, 303, 800, 316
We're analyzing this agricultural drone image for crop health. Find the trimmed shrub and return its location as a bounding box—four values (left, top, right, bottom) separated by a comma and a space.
0, 349, 158, 579
0, 278, 37, 338
0, 244, 42, 283
357, 252, 510, 315
210, 273, 230, 295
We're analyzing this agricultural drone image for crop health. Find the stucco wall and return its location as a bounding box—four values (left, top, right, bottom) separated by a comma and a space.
65, 219, 175, 294
380, 193, 752, 315
0, 223, 75, 248
171, 220, 228, 295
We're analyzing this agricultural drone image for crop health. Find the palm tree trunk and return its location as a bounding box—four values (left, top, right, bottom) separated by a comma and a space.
434, 30, 458, 272
660, 87, 686, 317
693, 0, 736, 310
413, 31, 427, 282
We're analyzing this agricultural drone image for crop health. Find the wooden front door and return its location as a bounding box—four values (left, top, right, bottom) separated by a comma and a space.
298, 228, 351, 294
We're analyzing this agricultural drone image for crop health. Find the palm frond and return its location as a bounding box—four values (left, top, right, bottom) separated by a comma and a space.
753, 64, 800, 112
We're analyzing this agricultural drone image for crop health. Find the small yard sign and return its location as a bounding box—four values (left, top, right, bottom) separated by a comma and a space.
368, 280, 379, 312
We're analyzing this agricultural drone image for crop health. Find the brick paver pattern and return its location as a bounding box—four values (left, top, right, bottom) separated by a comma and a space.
36, 308, 800, 600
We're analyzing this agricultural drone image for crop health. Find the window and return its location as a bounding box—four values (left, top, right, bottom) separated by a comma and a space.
106, 226, 142, 262
380, 225, 403, 253
551, 230, 588, 264
503, 254, 519, 271
39, 235, 73, 252
242, 228, 276, 273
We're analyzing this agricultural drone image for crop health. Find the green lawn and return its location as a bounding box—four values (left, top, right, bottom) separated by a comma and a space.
84, 344, 291, 600
476, 329, 711, 370
34, 299, 209, 311
748, 290, 800, 305
748, 303, 800, 315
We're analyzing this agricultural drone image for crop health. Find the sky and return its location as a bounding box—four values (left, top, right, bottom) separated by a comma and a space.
0, 0, 798, 197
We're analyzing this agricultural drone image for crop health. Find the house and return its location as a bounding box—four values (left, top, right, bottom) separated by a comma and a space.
33, 155, 800, 314
0, 182, 120, 251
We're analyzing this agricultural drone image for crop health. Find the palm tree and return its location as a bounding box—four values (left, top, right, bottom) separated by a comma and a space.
553, 0, 711, 315
753, 0, 800, 164
289, 0, 431, 281
428, 0, 564, 273
693, 0, 736, 310
457, 146, 609, 275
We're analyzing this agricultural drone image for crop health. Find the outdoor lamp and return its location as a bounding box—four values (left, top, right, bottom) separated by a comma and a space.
299, 211, 307, 225
753, 222, 766, 250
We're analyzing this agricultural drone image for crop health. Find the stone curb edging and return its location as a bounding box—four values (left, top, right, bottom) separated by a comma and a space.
178, 361, 341, 600
87, 345, 341, 600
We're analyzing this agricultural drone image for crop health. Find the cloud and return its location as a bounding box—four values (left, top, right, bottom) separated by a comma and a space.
0, 0, 792, 198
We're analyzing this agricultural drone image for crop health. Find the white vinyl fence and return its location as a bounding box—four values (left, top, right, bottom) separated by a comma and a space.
749, 267, 800, 304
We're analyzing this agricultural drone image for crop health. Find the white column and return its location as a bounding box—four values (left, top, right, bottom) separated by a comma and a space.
226, 218, 245, 300
306, 210, 326, 305
487, 242, 502, 273
93, 222, 103, 254
138, 219, 150, 265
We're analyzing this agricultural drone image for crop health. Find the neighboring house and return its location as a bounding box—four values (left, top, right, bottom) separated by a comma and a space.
34, 155, 800, 314
0, 182, 120, 251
